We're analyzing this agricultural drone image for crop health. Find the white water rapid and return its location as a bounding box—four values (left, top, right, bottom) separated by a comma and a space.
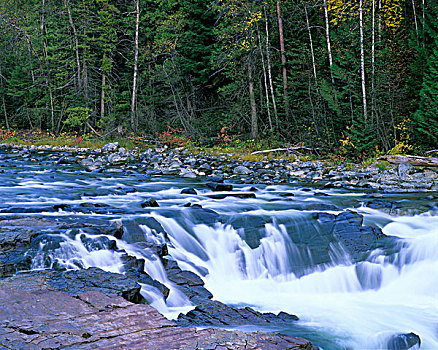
150, 209, 437, 350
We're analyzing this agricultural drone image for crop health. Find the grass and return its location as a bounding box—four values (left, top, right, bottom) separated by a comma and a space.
1, 128, 387, 168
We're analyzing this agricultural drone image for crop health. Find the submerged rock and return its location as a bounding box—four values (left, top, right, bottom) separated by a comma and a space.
387, 332, 421, 350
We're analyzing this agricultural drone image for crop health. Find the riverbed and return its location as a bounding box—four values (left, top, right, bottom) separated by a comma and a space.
0, 146, 436, 349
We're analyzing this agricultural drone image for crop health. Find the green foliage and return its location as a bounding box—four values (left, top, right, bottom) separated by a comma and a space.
0, 0, 436, 156
63, 107, 91, 129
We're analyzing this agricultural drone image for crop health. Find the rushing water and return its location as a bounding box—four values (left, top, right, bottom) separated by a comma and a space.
0, 150, 437, 349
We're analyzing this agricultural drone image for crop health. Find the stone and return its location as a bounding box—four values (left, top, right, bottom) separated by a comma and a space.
177, 299, 299, 327
397, 162, 414, 178
234, 165, 252, 175
108, 153, 128, 165
102, 142, 119, 152
206, 182, 233, 191
386, 332, 421, 350
0, 267, 145, 303
206, 192, 256, 199
141, 197, 159, 208
0, 287, 317, 350
181, 187, 197, 195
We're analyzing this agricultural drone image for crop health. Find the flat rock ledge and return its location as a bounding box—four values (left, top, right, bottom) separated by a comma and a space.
0, 287, 316, 350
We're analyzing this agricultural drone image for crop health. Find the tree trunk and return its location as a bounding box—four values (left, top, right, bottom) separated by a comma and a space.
257, 26, 272, 131
0, 59, 9, 129
412, 0, 419, 45
64, 0, 81, 89
323, 0, 335, 85
41, 0, 55, 131
276, 1, 290, 120
304, 4, 317, 82
248, 62, 258, 139
378, 154, 438, 167
371, 0, 376, 123
130, 0, 140, 131
359, 0, 368, 121
264, 6, 279, 130
101, 73, 106, 121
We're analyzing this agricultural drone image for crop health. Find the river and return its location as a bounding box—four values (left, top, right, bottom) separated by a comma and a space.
0, 149, 436, 349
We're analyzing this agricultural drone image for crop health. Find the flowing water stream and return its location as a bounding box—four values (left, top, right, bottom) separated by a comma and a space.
0, 150, 437, 349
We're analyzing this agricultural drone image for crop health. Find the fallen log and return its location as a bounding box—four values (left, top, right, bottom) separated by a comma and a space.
378, 154, 438, 167
251, 146, 319, 155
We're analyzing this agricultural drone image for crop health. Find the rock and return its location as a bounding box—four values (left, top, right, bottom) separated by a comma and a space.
107, 153, 128, 165
387, 332, 421, 350
206, 182, 233, 191
57, 155, 78, 164
198, 163, 213, 175
234, 165, 252, 175
177, 299, 299, 327
0, 219, 63, 277
102, 142, 119, 152
398, 162, 415, 178
141, 198, 159, 208
0, 267, 145, 304
181, 187, 197, 195
206, 192, 256, 199
0, 287, 317, 350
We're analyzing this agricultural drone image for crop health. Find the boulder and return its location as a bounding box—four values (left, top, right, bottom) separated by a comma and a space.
206, 182, 233, 191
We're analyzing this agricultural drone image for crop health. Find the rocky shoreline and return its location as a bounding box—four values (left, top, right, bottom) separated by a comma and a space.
0, 142, 433, 349
1, 141, 438, 192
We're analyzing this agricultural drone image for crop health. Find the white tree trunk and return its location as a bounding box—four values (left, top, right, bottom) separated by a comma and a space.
130, 0, 140, 131
264, 6, 279, 130
65, 0, 81, 89
359, 0, 368, 121
248, 63, 258, 139
323, 0, 334, 85
257, 26, 272, 131
304, 4, 317, 82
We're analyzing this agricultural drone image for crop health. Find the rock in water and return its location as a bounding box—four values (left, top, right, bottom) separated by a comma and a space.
387, 332, 421, 350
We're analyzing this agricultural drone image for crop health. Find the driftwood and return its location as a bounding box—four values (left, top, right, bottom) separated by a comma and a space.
378, 154, 438, 167
251, 146, 318, 155
86, 122, 103, 138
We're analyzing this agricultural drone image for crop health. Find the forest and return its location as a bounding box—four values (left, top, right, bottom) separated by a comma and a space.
0, 0, 437, 157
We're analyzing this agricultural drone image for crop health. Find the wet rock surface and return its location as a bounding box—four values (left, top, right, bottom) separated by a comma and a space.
2, 142, 437, 193
177, 300, 298, 327
0, 267, 145, 303
0, 287, 317, 350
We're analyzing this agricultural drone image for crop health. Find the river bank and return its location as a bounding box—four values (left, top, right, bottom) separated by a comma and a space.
0, 142, 435, 349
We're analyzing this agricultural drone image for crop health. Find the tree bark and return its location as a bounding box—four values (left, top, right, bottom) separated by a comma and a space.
378, 154, 438, 167
276, 1, 290, 120
323, 0, 335, 85
101, 73, 106, 121
248, 62, 258, 139
41, 0, 55, 131
0, 59, 9, 129
257, 26, 272, 131
412, 0, 419, 45
359, 0, 368, 121
304, 3, 317, 82
64, 0, 81, 90
130, 0, 140, 131
371, 0, 376, 123
264, 6, 279, 130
